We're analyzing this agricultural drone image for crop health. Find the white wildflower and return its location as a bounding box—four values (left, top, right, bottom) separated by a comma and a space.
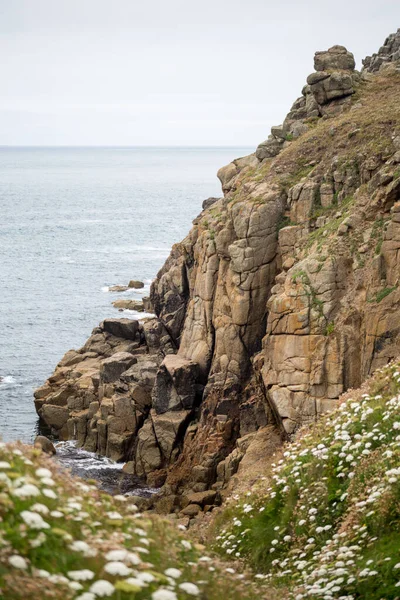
89, 580, 115, 597
21, 510, 50, 529
67, 569, 95, 581
152, 590, 178, 600
104, 561, 131, 576
8, 555, 28, 570
13, 483, 40, 498
35, 468, 52, 478
178, 582, 201, 595
164, 568, 182, 579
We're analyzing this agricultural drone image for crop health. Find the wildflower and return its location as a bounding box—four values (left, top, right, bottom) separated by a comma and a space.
8, 555, 28, 570
178, 582, 201, 595
67, 569, 95, 581
35, 467, 52, 478
89, 580, 115, 597
13, 483, 40, 497
21, 510, 50, 529
164, 568, 182, 579
76, 594, 95, 600
104, 561, 131, 576
152, 590, 178, 600
31, 503, 49, 514
42, 488, 57, 499
0, 461, 11, 469
69, 540, 97, 557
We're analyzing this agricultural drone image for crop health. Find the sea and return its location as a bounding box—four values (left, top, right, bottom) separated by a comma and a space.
0, 146, 250, 487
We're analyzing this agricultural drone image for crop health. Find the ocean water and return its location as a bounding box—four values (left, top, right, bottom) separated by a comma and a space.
0, 146, 251, 444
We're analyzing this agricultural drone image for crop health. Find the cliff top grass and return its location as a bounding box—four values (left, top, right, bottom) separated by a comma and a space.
228, 68, 400, 203
0, 444, 261, 600
215, 360, 400, 599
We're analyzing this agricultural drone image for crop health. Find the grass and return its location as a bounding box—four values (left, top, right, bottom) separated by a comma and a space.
0, 443, 261, 600
368, 286, 397, 303
215, 361, 400, 599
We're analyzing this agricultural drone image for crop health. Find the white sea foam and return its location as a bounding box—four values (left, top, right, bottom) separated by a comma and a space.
101, 286, 110, 292
0, 376, 16, 385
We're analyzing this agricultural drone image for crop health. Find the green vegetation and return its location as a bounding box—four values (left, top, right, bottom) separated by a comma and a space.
374, 286, 397, 303
0, 445, 259, 600
216, 361, 400, 599
325, 321, 335, 335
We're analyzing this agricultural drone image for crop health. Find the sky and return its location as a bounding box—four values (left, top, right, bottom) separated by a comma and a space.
1, 0, 399, 146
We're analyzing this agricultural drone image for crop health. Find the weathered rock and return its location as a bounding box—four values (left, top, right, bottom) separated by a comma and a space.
185, 490, 217, 507
152, 355, 200, 413
128, 280, 144, 289
112, 299, 145, 311
314, 45, 355, 72
101, 319, 139, 340
100, 352, 138, 384
180, 504, 201, 517
34, 436, 56, 455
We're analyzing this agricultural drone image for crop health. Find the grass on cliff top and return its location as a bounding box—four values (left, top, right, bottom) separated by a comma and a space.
0, 444, 261, 600
271, 70, 400, 182
215, 360, 400, 600
229, 70, 400, 201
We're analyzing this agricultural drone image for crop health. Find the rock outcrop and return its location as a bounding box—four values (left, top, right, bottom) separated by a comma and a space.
35, 31, 400, 514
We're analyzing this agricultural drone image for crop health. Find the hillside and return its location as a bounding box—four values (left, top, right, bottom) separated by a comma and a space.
33, 30, 400, 519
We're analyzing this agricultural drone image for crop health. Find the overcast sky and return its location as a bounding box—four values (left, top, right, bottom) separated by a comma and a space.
1, 0, 399, 146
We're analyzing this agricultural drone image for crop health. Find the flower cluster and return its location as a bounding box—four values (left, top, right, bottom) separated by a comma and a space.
217, 362, 400, 599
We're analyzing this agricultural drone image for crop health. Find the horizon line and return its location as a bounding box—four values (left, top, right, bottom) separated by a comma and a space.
0, 144, 255, 149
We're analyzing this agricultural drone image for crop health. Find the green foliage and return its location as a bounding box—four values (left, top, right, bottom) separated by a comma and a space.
375, 286, 397, 303
325, 321, 335, 335
277, 215, 295, 232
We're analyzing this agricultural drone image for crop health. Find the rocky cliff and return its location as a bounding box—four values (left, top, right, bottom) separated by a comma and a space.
35, 30, 400, 511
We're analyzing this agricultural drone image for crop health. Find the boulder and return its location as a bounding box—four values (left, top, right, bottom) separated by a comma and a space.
314, 45, 355, 72
185, 490, 217, 507
101, 318, 139, 340
41, 405, 69, 431
112, 299, 145, 311
202, 197, 220, 210
128, 280, 144, 289
180, 504, 202, 517
34, 435, 56, 455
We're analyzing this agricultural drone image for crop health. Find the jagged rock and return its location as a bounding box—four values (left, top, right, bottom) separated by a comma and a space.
101, 318, 139, 340
100, 352, 138, 384
34, 436, 56, 455
363, 29, 400, 73
202, 197, 220, 210
152, 355, 200, 414
152, 409, 192, 461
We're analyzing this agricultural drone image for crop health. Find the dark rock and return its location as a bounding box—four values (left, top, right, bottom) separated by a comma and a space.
101, 318, 139, 340
202, 197, 220, 210
128, 280, 144, 289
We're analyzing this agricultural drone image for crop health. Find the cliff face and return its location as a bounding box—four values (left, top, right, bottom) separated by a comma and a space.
35, 31, 400, 505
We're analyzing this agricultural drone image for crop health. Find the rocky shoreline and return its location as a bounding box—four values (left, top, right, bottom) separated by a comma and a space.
35, 30, 400, 519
